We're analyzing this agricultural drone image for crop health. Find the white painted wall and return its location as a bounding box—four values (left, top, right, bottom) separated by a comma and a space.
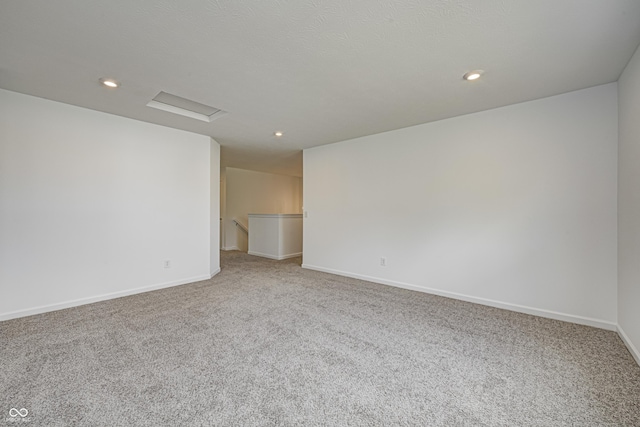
248, 214, 303, 260
222, 167, 302, 251
304, 83, 618, 329
618, 44, 640, 364
0, 89, 218, 320
210, 139, 221, 276
220, 167, 227, 250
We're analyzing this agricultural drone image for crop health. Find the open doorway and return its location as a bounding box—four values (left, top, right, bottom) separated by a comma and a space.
220, 167, 303, 266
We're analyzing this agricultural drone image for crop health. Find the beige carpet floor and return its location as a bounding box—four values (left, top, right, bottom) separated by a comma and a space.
1, 251, 639, 426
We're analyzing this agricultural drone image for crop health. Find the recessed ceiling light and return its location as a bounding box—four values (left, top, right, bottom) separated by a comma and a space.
463, 70, 484, 81
100, 78, 119, 88
274, 131, 283, 137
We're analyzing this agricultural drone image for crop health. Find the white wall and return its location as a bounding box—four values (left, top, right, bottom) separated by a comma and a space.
248, 214, 303, 260
210, 139, 221, 276
222, 167, 302, 251
0, 89, 218, 320
304, 83, 618, 329
618, 44, 640, 364
220, 167, 227, 250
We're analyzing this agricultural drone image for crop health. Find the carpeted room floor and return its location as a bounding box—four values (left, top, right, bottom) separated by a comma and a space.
1, 251, 639, 426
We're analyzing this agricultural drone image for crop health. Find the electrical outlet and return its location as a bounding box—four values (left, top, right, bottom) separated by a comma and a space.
164, 260, 171, 268
380, 257, 386, 267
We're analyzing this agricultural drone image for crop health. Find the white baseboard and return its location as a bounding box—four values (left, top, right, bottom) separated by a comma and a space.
0, 274, 212, 322
210, 267, 221, 278
301, 264, 617, 331
221, 246, 240, 251
248, 251, 302, 260
617, 325, 640, 366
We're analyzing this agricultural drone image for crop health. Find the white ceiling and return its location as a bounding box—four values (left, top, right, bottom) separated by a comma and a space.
2, 1, 640, 177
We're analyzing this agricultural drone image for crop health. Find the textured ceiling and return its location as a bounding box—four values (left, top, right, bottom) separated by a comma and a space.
2, 1, 640, 177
